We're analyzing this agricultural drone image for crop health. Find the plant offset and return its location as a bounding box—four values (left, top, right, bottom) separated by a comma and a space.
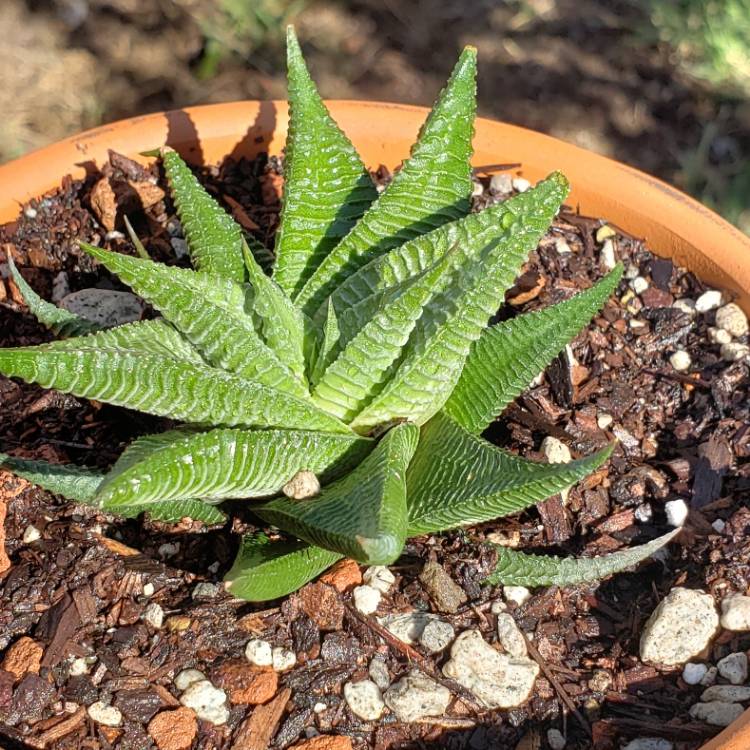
0, 29, 677, 601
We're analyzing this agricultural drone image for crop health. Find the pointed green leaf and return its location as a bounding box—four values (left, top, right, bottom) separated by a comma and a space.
484, 529, 680, 587
225, 533, 343, 601
309, 298, 341, 387
0, 452, 225, 523
0, 452, 102, 502
161, 148, 246, 281
49, 318, 207, 364
312, 249, 457, 422
295, 46, 477, 315
406, 412, 612, 535
245, 234, 275, 276
81, 245, 307, 398
256, 422, 419, 565
123, 215, 150, 260
351, 173, 569, 432
7, 255, 98, 337
273, 27, 378, 298
242, 241, 306, 383
444, 265, 623, 434
97, 427, 372, 507
0, 345, 350, 433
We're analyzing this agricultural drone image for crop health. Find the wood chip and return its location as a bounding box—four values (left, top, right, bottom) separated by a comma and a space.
231, 687, 291, 750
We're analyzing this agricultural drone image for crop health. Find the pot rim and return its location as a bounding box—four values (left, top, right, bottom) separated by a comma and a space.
0, 100, 749, 748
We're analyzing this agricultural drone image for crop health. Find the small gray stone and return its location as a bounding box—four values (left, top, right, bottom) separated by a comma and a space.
689, 701, 744, 727
192, 582, 219, 600
142, 602, 164, 629
384, 670, 451, 722
721, 594, 750, 631
343, 679, 384, 721
701, 666, 718, 686
623, 740, 673, 750
442, 629, 539, 709
368, 657, 390, 691
640, 587, 718, 666
489, 173, 513, 194
720, 342, 750, 362
282, 470, 320, 500
682, 663, 708, 685
51, 272, 70, 302
418, 560, 467, 613
59, 289, 144, 328
701, 685, 750, 703
495, 612, 527, 658
419, 619, 455, 654
547, 728, 566, 750
378, 612, 438, 645
717, 652, 748, 685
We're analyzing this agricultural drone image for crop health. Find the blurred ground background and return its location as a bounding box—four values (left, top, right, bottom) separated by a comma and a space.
2, 0, 749, 231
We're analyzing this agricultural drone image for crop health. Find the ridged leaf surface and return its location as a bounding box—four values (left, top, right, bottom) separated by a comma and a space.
8, 256, 98, 337
311, 250, 457, 422
309, 299, 341, 387
225, 533, 342, 601
485, 529, 680, 587
273, 28, 378, 298
0, 346, 349, 433
351, 174, 569, 432
444, 266, 623, 434
161, 148, 246, 281
295, 46, 477, 315
97, 427, 372, 506
256, 422, 419, 564
81, 245, 307, 397
0, 453, 225, 523
406, 412, 613, 535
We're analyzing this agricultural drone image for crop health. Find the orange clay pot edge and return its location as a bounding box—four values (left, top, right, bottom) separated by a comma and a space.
1, 100, 750, 747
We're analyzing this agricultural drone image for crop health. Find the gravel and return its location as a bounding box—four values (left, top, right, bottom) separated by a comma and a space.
87, 701, 123, 727
720, 594, 750, 631
682, 663, 708, 685
245, 638, 273, 667
352, 585, 381, 615
173, 669, 206, 692
383, 670, 451, 722
419, 619, 455, 654
695, 290, 723, 312
639, 588, 719, 666
716, 652, 748, 685
689, 701, 744, 727
362, 566, 395, 594
343, 680, 384, 721
715, 302, 748, 337
179, 680, 229, 725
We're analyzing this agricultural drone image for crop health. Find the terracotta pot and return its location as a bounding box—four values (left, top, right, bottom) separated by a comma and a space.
0, 101, 748, 748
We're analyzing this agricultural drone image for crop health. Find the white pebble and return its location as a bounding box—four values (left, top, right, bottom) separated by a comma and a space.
69, 657, 92, 676
597, 413, 614, 430
702, 685, 750, 702
631, 276, 649, 295
635, 504, 653, 523
682, 663, 708, 685
489, 173, 513, 193
708, 327, 732, 345
313, 702, 327, 713
715, 303, 748, 337
24, 206, 38, 219
664, 499, 689, 527
717, 652, 748, 685
105, 230, 125, 241
623, 740, 673, 750
541, 436, 572, 464
640, 587, 719, 666
378, 612, 437, 644
343, 679, 385, 721
721, 594, 750, 631
22, 525, 41, 544
272, 647, 296, 672
87, 701, 122, 727
142, 582, 155, 597
471, 181, 484, 197
711, 519, 726, 533
245, 639, 273, 667
142, 602, 164, 629
282, 470, 320, 499
547, 728, 566, 750
504, 586, 532, 606
720, 342, 750, 362
600, 239, 617, 270
669, 350, 691, 372
695, 290, 723, 313
689, 701, 744, 727
353, 585, 381, 615
174, 668, 207, 692
512, 177, 531, 193
672, 298, 697, 317
363, 566, 395, 594
555, 237, 572, 255
419, 619, 455, 654
624, 264, 640, 280
384, 670, 451, 722
180, 680, 229, 725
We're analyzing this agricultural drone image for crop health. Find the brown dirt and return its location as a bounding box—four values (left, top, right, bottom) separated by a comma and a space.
0, 152, 748, 749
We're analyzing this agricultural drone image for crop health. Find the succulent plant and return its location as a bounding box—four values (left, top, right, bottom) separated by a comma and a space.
0, 28, 677, 601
